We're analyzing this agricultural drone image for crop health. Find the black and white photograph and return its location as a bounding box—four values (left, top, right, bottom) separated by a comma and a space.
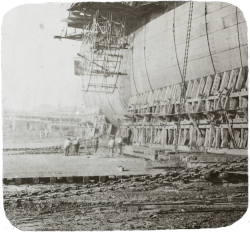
1, 1, 249, 231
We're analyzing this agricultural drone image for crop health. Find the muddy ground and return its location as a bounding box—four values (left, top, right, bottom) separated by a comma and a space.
4, 181, 248, 231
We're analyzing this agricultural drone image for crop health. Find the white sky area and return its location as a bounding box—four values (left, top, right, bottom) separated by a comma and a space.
2, 3, 84, 111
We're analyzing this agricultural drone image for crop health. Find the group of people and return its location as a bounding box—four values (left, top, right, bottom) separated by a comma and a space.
107, 135, 124, 156
64, 136, 99, 156
63, 135, 124, 157
64, 137, 80, 156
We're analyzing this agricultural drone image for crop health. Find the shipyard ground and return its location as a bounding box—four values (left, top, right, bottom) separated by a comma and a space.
3, 142, 248, 230
4, 180, 247, 230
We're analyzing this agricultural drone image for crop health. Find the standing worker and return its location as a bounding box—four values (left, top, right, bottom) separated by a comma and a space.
107, 136, 115, 156
95, 136, 99, 153
116, 135, 123, 155
64, 138, 71, 156
74, 136, 81, 156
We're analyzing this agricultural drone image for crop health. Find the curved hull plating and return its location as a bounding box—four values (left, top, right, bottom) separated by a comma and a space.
84, 1, 248, 126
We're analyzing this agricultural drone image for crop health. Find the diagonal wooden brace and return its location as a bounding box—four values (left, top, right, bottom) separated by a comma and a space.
242, 108, 248, 123
188, 113, 202, 137
224, 111, 237, 149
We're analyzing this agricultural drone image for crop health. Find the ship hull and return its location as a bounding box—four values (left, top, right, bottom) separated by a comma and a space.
83, 1, 247, 131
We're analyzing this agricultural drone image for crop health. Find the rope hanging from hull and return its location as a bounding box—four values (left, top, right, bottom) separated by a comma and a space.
143, 25, 153, 91
235, 6, 243, 67
205, 2, 216, 74
131, 37, 138, 94
172, 7, 184, 84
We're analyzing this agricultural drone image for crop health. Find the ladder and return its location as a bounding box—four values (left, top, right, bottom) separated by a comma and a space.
174, 1, 194, 150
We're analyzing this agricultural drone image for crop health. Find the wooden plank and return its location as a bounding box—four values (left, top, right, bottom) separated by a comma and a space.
159, 104, 164, 114
156, 89, 162, 102
172, 129, 178, 146
233, 129, 240, 148
204, 128, 210, 147
229, 97, 239, 110
214, 98, 222, 110
242, 129, 248, 148
239, 129, 244, 149
196, 77, 206, 98
189, 125, 197, 148
175, 84, 182, 101
161, 89, 167, 104
146, 128, 151, 144
186, 81, 194, 98
240, 96, 248, 108
219, 71, 230, 91
168, 129, 174, 145
162, 128, 167, 146
193, 100, 199, 113
235, 67, 245, 91
185, 102, 193, 113
213, 127, 221, 148
149, 91, 155, 106
206, 99, 215, 111
211, 74, 221, 95
164, 86, 172, 101
191, 79, 200, 99
161, 87, 166, 100
175, 103, 180, 114
155, 103, 160, 114
160, 129, 165, 145
157, 128, 162, 144
161, 104, 166, 115
183, 128, 190, 145
223, 96, 230, 110
150, 126, 154, 145
198, 100, 206, 112
237, 129, 242, 148
245, 72, 248, 90
209, 127, 215, 148
141, 127, 146, 145
178, 129, 184, 146
197, 129, 206, 148
227, 69, 238, 92
170, 85, 177, 104
203, 76, 213, 97
242, 107, 248, 123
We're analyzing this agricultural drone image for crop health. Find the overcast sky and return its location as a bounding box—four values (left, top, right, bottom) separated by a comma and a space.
2, 3, 84, 111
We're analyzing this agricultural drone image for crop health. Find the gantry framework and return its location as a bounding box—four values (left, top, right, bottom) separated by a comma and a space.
54, 2, 168, 94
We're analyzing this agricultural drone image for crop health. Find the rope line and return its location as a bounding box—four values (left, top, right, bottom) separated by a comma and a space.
143, 25, 153, 91
205, 2, 216, 74
173, 7, 184, 83
235, 6, 243, 67
131, 37, 138, 94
